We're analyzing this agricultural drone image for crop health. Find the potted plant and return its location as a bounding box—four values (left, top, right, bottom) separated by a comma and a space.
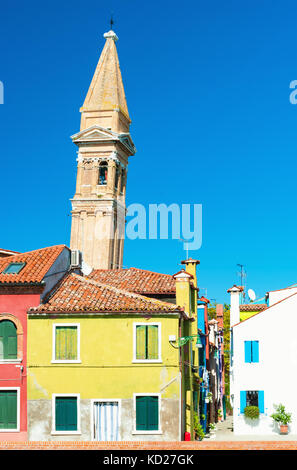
209, 422, 216, 438
193, 412, 205, 441
218, 408, 223, 421
205, 391, 213, 404
244, 405, 260, 420
270, 404, 292, 434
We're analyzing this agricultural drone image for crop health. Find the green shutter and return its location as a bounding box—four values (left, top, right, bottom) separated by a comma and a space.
0, 321, 17, 360
147, 326, 159, 360
136, 396, 159, 431
147, 396, 159, 430
136, 396, 147, 430
55, 326, 77, 360
0, 391, 17, 429
55, 397, 77, 431
136, 326, 146, 359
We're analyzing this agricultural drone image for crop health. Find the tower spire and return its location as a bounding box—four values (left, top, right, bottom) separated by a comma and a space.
70, 29, 135, 271
80, 28, 130, 133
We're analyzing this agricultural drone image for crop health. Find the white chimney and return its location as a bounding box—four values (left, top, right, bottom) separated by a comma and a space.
227, 285, 243, 327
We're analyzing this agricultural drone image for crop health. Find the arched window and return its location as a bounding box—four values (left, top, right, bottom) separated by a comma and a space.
0, 320, 17, 360
99, 161, 108, 185
120, 168, 125, 194
115, 165, 120, 190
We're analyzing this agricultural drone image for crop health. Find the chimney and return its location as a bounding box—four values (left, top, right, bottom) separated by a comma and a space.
227, 285, 244, 326
172, 269, 193, 316
216, 304, 224, 330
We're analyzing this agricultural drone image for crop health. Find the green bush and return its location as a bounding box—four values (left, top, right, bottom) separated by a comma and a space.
193, 412, 205, 440
244, 406, 260, 420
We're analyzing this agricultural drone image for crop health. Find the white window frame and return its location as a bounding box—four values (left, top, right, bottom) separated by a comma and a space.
132, 322, 162, 363
0, 387, 20, 432
90, 398, 122, 441
132, 393, 162, 435
51, 323, 81, 363
51, 393, 81, 435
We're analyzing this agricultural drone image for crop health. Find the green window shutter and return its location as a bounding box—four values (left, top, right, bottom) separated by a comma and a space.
136, 396, 147, 430
0, 391, 17, 429
55, 326, 77, 360
147, 396, 159, 430
55, 397, 77, 431
136, 396, 159, 431
0, 321, 17, 360
136, 326, 146, 360
147, 326, 159, 360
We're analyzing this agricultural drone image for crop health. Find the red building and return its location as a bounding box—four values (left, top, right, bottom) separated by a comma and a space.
0, 245, 71, 440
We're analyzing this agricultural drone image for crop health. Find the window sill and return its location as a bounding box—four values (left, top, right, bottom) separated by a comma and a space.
51, 360, 81, 364
0, 359, 22, 364
132, 360, 162, 364
51, 431, 81, 435
132, 430, 163, 435
0, 428, 19, 433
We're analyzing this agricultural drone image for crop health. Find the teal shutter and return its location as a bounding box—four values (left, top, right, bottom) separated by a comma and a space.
252, 341, 259, 362
240, 391, 246, 413
0, 390, 17, 429
244, 341, 251, 363
136, 396, 147, 430
0, 321, 17, 360
147, 396, 159, 430
55, 397, 77, 431
136, 396, 159, 431
258, 391, 264, 413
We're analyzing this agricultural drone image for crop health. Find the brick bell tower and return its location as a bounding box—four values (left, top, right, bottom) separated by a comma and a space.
70, 29, 136, 270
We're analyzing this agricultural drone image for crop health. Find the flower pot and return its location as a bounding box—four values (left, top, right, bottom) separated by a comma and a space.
280, 425, 288, 435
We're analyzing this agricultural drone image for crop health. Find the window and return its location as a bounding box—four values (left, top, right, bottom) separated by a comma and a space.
134, 323, 161, 362
99, 161, 108, 185
0, 320, 17, 360
52, 324, 80, 363
135, 395, 160, 432
240, 390, 264, 413
244, 340, 259, 363
2, 262, 26, 275
0, 389, 19, 431
115, 165, 120, 190
52, 394, 80, 434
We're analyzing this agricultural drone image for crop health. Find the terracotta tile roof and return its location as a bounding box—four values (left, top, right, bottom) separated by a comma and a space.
29, 273, 182, 314
0, 245, 67, 285
239, 303, 268, 312
88, 267, 176, 295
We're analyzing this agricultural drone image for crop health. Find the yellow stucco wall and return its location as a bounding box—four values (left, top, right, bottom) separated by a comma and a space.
27, 315, 181, 400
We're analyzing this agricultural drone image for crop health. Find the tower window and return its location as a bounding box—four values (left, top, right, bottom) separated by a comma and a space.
120, 169, 125, 193
99, 162, 108, 185
115, 165, 120, 190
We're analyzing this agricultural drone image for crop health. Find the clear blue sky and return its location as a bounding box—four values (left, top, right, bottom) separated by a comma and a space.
1, 0, 297, 304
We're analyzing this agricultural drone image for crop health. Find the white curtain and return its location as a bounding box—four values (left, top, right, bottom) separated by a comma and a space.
93, 401, 119, 441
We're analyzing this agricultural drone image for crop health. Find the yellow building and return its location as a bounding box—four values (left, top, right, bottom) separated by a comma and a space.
27, 269, 198, 441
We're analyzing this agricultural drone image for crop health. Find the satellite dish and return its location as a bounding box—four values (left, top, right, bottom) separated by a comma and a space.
248, 289, 256, 302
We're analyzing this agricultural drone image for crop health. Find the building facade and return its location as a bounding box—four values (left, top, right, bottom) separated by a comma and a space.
229, 283, 297, 435
0, 245, 71, 440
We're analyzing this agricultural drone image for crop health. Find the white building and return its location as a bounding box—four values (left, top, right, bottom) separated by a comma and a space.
229, 283, 297, 435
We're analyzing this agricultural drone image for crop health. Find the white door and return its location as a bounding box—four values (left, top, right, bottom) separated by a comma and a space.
93, 401, 120, 441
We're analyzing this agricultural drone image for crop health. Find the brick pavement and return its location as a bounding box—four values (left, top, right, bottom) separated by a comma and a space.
0, 441, 297, 450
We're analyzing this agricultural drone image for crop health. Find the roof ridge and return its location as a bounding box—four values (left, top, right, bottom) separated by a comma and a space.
234, 291, 297, 327
0, 244, 67, 263
76, 273, 179, 309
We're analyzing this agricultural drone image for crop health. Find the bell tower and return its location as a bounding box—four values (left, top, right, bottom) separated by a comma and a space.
70, 29, 136, 270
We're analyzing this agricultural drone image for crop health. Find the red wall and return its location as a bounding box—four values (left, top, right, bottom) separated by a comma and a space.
0, 293, 40, 441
